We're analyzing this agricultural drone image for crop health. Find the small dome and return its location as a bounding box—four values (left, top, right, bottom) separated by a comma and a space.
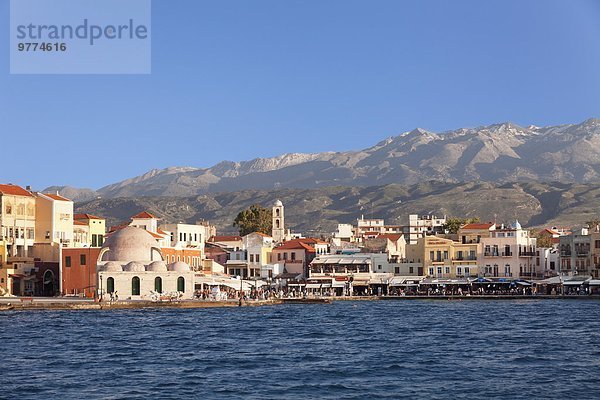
513, 220, 522, 229
274, 199, 283, 207
123, 261, 146, 272
168, 261, 191, 272
98, 261, 123, 272
147, 261, 167, 272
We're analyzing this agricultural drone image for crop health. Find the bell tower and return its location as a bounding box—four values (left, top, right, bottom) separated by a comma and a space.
272, 199, 285, 244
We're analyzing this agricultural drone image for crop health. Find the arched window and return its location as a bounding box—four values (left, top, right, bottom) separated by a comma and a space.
276, 219, 280, 228
132, 276, 140, 295
107, 277, 115, 294
276, 209, 280, 217
177, 276, 185, 292
154, 277, 162, 293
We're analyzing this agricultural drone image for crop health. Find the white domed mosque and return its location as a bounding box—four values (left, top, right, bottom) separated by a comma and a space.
96, 227, 194, 300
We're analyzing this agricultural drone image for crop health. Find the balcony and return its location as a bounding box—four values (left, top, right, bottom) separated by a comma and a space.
501, 252, 513, 257
519, 252, 536, 257
561, 252, 572, 256
484, 252, 499, 257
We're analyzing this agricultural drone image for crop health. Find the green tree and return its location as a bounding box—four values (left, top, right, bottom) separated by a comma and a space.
233, 204, 272, 236
443, 217, 481, 234
530, 230, 555, 248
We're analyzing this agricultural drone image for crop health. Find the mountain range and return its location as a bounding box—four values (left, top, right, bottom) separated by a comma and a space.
47, 118, 600, 201
73, 181, 600, 235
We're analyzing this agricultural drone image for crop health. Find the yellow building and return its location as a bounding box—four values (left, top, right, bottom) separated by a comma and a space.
35, 193, 74, 246
406, 236, 480, 279
74, 213, 106, 247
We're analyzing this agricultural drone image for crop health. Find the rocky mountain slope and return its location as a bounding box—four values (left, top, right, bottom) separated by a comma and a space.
74, 181, 600, 235
75, 118, 600, 198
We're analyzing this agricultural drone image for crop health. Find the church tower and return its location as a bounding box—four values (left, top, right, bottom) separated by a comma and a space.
272, 199, 285, 244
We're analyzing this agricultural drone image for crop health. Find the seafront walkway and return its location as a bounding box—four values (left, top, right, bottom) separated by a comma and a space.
1, 293, 600, 311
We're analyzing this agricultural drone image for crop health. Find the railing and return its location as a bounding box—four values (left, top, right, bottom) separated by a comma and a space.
484, 252, 499, 257
519, 252, 536, 257
502, 252, 513, 257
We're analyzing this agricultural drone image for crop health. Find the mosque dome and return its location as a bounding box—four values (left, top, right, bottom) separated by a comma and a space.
274, 199, 283, 207
123, 261, 146, 272
146, 261, 168, 272
98, 261, 123, 272
513, 220, 522, 230
168, 261, 191, 272
101, 226, 161, 262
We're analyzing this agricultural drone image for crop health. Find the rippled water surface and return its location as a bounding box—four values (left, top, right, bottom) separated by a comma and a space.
2, 300, 600, 399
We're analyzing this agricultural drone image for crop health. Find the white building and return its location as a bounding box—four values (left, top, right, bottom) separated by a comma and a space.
96, 227, 195, 300
405, 214, 447, 245
479, 221, 537, 279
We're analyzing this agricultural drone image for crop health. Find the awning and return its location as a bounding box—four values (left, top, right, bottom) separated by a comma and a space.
563, 280, 588, 286
516, 281, 532, 286
588, 280, 600, 286
332, 281, 346, 288
306, 283, 329, 289
352, 280, 369, 286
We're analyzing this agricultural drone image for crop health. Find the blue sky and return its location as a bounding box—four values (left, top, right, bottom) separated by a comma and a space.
1, 0, 600, 190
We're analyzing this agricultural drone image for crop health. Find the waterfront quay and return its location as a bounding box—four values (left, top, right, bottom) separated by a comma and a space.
2, 292, 600, 311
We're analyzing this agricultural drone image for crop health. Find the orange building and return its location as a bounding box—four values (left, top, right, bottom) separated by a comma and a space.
61, 247, 101, 298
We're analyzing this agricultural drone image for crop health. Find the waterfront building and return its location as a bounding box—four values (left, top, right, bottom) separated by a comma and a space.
405, 236, 479, 279
34, 193, 74, 247
73, 213, 106, 247
559, 228, 592, 277
270, 238, 318, 278
591, 227, 600, 278
243, 232, 273, 278
332, 223, 355, 243
405, 214, 447, 245
479, 221, 537, 279
96, 227, 195, 300
0, 184, 36, 258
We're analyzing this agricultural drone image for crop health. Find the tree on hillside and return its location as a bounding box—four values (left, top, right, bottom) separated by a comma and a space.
233, 204, 272, 236
443, 217, 481, 234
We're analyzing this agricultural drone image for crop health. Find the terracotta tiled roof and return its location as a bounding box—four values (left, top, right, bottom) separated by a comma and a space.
43, 193, 71, 202
74, 213, 104, 220
131, 211, 159, 219
73, 220, 87, 226
298, 237, 328, 245
156, 228, 169, 235
147, 231, 165, 239
461, 223, 495, 230
0, 184, 33, 197
210, 235, 242, 242
377, 233, 403, 241
276, 239, 316, 252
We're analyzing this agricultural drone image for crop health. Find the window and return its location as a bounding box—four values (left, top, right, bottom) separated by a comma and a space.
428, 267, 434, 275
395, 267, 400, 274
457, 267, 462, 275
256, 254, 260, 263
464, 267, 470, 276
177, 277, 185, 292
92, 234, 97, 247
291, 252, 296, 261
445, 267, 450, 274
409, 267, 414, 274
65, 256, 71, 268
429, 251, 434, 261
107, 277, 115, 293
154, 277, 162, 293
98, 235, 104, 246
80, 254, 86, 265
596, 240, 600, 249
5, 205, 11, 214
132, 277, 140, 295
437, 267, 442, 274
277, 253, 281, 261
250, 254, 254, 262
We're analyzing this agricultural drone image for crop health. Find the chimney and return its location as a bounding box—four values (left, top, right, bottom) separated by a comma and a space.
26, 185, 31, 191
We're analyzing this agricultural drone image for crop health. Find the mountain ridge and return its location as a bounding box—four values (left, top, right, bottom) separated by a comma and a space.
45, 118, 600, 200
